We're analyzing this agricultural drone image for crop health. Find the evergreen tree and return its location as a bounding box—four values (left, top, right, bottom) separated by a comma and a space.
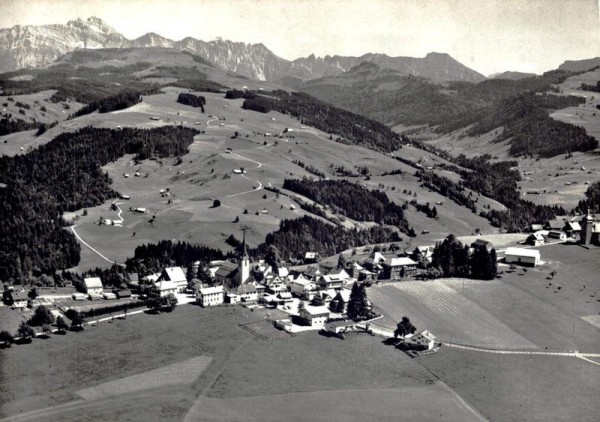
17, 321, 35, 341
347, 283, 369, 321
0, 330, 14, 346
28, 305, 55, 326
56, 316, 68, 333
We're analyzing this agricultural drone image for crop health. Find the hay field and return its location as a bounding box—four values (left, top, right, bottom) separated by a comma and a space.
369, 281, 537, 349
187, 384, 485, 422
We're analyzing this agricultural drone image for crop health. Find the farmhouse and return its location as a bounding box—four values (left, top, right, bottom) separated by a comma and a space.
12, 291, 29, 309
154, 280, 178, 297
563, 221, 582, 237
304, 252, 319, 264
236, 284, 258, 302
381, 257, 418, 279
402, 330, 436, 351
214, 261, 239, 285
505, 247, 541, 267
412, 246, 434, 263
264, 274, 287, 294
526, 232, 545, 246
197, 286, 224, 307
299, 305, 330, 328
84, 277, 103, 296
159, 267, 188, 292
529, 223, 544, 232
324, 319, 357, 335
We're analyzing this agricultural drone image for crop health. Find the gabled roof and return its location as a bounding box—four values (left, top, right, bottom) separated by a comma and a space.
303, 266, 322, 279
302, 305, 330, 316
162, 267, 187, 282
405, 330, 436, 345
215, 261, 238, 278
564, 221, 582, 231
278, 292, 293, 299
12, 291, 29, 301
291, 275, 314, 286
128, 272, 139, 283
334, 289, 352, 303
528, 232, 545, 240
505, 247, 540, 258
323, 268, 350, 282
84, 277, 103, 289
199, 285, 224, 295
386, 257, 417, 267
155, 280, 177, 291
237, 284, 257, 294
304, 252, 317, 259
530, 224, 544, 231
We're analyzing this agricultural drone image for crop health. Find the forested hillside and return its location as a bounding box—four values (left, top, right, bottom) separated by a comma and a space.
0, 126, 199, 280
239, 90, 403, 152
282, 178, 414, 235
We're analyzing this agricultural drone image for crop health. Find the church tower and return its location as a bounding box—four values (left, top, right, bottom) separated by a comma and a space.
238, 228, 250, 285
580, 209, 595, 245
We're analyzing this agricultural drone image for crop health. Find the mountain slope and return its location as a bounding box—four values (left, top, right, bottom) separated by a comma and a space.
558, 57, 600, 72
0, 17, 485, 83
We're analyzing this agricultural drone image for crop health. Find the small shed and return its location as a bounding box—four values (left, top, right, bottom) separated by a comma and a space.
505, 247, 541, 267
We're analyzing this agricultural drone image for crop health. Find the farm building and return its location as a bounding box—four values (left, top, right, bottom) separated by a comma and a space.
154, 280, 178, 297
505, 248, 541, 267
412, 246, 434, 263
119, 194, 130, 200
381, 257, 418, 279
304, 252, 319, 264
72, 292, 86, 301
159, 267, 188, 292
324, 319, 357, 335
102, 292, 117, 300
133, 208, 147, 214
84, 277, 103, 296
401, 330, 436, 351
214, 261, 239, 285
526, 232, 545, 246
563, 221, 582, 237
12, 291, 29, 309
529, 223, 544, 232
264, 274, 287, 294
299, 305, 330, 328
197, 286, 224, 307
115, 289, 132, 299
302, 266, 323, 281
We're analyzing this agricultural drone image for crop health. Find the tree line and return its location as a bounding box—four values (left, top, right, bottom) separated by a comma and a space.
426, 234, 497, 280
69, 89, 144, 118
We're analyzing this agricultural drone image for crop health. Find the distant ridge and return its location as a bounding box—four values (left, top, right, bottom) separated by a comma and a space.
558, 57, 600, 72
0, 16, 485, 83
489, 71, 536, 80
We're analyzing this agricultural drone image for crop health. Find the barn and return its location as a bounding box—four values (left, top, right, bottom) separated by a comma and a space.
504, 247, 541, 267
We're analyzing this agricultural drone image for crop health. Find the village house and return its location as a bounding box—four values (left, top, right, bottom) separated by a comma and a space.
381, 257, 418, 279
329, 289, 352, 313
299, 305, 330, 328
319, 268, 351, 290
402, 330, 436, 351
197, 285, 224, 307
529, 223, 544, 232
412, 246, 434, 264
547, 230, 567, 241
12, 291, 29, 309
304, 252, 319, 264
236, 284, 258, 302
526, 232, 545, 246
302, 266, 323, 281
289, 275, 317, 300
563, 221, 582, 238
505, 247, 541, 267
264, 274, 287, 294
83, 277, 103, 297
159, 267, 188, 292
214, 261, 239, 285
324, 319, 357, 335
154, 280, 178, 297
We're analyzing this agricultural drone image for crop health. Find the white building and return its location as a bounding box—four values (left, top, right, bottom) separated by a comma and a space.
83, 277, 103, 296
403, 330, 436, 351
160, 267, 188, 292
299, 305, 330, 328
289, 275, 316, 299
197, 286, 224, 307
154, 280, 178, 297
505, 247, 541, 267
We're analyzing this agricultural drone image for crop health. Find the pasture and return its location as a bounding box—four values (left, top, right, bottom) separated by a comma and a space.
420, 347, 600, 422
0, 303, 490, 422
62, 90, 499, 270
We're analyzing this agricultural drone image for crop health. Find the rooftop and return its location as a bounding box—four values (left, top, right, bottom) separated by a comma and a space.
505, 247, 540, 258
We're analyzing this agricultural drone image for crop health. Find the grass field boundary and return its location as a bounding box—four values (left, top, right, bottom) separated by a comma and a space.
443, 341, 600, 357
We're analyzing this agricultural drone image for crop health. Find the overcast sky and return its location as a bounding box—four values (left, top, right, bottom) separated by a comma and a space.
0, 0, 598, 75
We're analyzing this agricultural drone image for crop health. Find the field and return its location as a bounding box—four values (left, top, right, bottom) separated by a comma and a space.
419, 347, 600, 422
0, 304, 488, 422
369, 243, 600, 352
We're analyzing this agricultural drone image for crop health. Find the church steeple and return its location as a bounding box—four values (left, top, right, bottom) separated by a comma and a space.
238, 227, 250, 284
581, 208, 595, 245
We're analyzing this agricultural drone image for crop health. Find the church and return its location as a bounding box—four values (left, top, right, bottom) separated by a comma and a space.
579, 210, 600, 246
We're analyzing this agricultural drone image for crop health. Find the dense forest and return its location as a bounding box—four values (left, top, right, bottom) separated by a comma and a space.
261, 215, 402, 260
176, 93, 207, 108
125, 240, 226, 277
69, 89, 143, 118
416, 170, 477, 212
0, 126, 199, 281
0, 115, 40, 136
580, 81, 600, 93
282, 178, 414, 235
241, 90, 403, 152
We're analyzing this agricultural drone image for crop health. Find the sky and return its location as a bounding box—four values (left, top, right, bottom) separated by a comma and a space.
0, 0, 598, 75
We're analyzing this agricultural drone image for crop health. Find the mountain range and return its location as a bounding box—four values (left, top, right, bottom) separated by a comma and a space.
0, 16, 486, 83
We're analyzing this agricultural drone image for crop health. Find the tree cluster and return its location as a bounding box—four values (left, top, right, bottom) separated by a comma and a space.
576, 181, 600, 214
282, 179, 414, 235
428, 234, 497, 280
70, 89, 142, 118
176, 93, 206, 109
